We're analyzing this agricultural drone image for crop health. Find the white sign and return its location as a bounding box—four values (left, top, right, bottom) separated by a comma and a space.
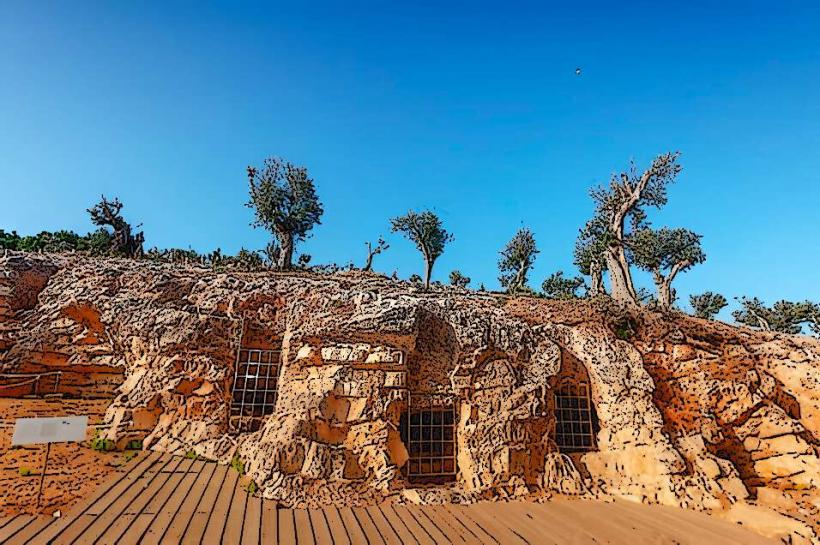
11, 416, 88, 446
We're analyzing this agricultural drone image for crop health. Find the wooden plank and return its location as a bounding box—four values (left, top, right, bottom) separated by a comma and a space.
470, 502, 536, 545
606, 500, 772, 545
5, 453, 157, 545
378, 505, 424, 545
404, 506, 450, 545
278, 509, 297, 545
469, 503, 551, 545
110, 457, 194, 545
600, 500, 709, 544
351, 507, 386, 545
140, 459, 206, 544
338, 507, 368, 545
0, 516, 37, 544
386, 505, 436, 545
309, 509, 333, 545
364, 506, 402, 545
88, 452, 166, 516
181, 464, 231, 545
294, 508, 315, 545
501, 502, 575, 544
259, 501, 278, 545
241, 495, 262, 545
451, 504, 527, 545
442, 505, 498, 545
623, 501, 777, 545
159, 462, 217, 545
221, 479, 249, 545
3, 516, 57, 545
417, 506, 474, 544
36, 452, 164, 544
201, 467, 240, 545
322, 506, 352, 545
78, 455, 184, 545
545, 500, 643, 543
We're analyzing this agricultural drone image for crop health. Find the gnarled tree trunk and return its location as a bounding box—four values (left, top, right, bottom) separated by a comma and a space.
276, 231, 294, 270
423, 257, 433, 289
588, 260, 604, 296
605, 245, 637, 304
654, 275, 673, 309
652, 260, 689, 310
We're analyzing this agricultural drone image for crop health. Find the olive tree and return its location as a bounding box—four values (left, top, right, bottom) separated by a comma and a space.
733, 297, 819, 336
628, 227, 705, 309
449, 270, 470, 288
584, 152, 682, 304
87, 196, 144, 257
541, 271, 585, 299
246, 157, 323, 270
498, 228, 539, 294
689, 292, 727, 319
390, 210, 453, 289
574, 216, 607, 296
363, 237, 389, 272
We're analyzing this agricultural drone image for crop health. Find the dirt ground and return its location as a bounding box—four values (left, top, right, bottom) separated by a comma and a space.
0, 396, 136, 516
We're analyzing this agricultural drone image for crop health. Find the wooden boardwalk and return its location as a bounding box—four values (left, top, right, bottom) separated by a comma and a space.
0, 453, 777, 544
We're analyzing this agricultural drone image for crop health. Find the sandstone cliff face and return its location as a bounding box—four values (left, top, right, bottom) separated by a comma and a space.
1, 253, 818, 544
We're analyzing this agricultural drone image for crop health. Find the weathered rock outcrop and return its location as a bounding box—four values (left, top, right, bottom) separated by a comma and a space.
1, 252, 818, 543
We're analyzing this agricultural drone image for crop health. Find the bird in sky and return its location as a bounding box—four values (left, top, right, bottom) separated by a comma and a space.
575, 67, 582, 75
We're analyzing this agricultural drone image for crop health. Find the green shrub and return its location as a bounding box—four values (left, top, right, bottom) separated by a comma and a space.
184, 450, 199, 460
613, 316, 637, 340
19, 467, 32, 477
230, 455, 245, 475
91, 431, 115, 452
123, 451, 139, 463
126, 439, 143, 450
245, 480, 258, 495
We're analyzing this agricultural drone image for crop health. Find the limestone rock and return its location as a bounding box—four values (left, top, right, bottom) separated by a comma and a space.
1, 252, 818, 543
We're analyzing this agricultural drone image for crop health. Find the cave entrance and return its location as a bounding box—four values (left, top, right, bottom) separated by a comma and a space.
400, 393, 457, 484
553, 379, 596, 452
229, 348, 281, 433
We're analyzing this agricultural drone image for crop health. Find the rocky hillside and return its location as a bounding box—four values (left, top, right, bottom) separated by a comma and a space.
1, 252, 818, 544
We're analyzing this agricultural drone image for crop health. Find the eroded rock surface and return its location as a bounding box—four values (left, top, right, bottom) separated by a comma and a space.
1, 252, 818, 544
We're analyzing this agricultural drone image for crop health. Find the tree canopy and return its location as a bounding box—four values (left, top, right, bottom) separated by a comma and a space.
733, 298, 819, 335
246, 157, 323, 270
390, 210, 453, 289
541, 271, 584, 299
449, 270, 470, 288
629, 227, 706, 309
574, 215, 608, 296
0, 229, 112, 255
88, 195, 144, 257
690, 292, 728, 319
583, 152, 682, 304
498, 228, 539, 294
363, 237, 389, 272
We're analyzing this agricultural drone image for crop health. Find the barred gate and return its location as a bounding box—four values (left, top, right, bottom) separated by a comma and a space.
400, 393, 457, 483
553, 380, 596, 452
229, 348, 281, 433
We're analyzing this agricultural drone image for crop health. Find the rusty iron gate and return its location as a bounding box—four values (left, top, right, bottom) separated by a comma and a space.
553, 380, 596, 452
400, 393, 457, 483
229, 348, 282, 433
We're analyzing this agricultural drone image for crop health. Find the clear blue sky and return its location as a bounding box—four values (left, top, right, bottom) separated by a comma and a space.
2, 2, 819, 317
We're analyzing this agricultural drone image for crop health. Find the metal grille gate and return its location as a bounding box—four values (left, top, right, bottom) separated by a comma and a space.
554, 381, 596, 452
400, 393, 457, 483
229, 348, 281, 433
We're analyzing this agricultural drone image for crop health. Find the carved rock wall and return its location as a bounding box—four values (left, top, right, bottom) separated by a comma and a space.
2, 253, 818, 544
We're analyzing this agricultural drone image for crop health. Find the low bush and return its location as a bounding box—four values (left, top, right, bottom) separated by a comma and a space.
91, 431, 115, 452
230, 455, 245, 475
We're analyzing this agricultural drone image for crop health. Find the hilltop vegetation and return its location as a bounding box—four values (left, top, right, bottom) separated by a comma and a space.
2, 153, 818, 336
